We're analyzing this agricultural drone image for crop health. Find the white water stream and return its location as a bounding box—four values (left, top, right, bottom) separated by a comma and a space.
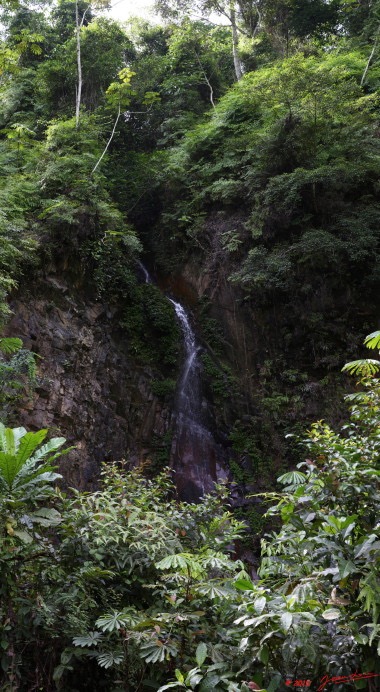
168, 299, 201, 419
138, 261, 227, 500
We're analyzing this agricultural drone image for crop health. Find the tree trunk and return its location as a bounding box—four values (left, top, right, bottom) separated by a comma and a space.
92, 103, 121, 174
230, 1, 243, 81
361, 23, 380, 86
75, 0, 82, 127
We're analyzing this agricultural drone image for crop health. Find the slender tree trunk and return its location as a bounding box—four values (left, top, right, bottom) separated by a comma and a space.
194, 50, 215, 109
75, 0, 82, 128
361, 24, 380, 86
92, 103, 121, 173
230, 1, 243, 81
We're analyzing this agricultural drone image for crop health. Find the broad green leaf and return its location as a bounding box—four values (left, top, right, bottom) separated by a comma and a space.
175, 669, 185, 683
280, 612, 292, 632
354, 534, 380, 558
354, 633, 368, 645
185, 667, 203, 687
321, 608, 341, 620
197, 583, 233, 599
338, 560, 356, 579
254, 596, 266, 614
17, 429, 48, 466
196, 642, 207, 667
199, 677, 222, 692
140, 642, 166, 663
13, 529, 33, 543
28, 508, 62, 526
28, 437, 66, 465
234, 578, 255, 591
5, 427, 17, 455
0, 423, 7, 452
242, 614, 273, 628
259, 644, 269, 665
0, 453, 19, 487
156, 553, 199, 572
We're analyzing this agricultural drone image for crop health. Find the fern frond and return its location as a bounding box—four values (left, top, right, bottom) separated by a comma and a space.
0, 337, 23, 355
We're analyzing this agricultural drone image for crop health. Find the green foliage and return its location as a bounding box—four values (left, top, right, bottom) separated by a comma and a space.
0, 423, 65, 494
124, 19, 234, 149
37, 114, 141, 265
0, 345, 37, 422
22, 462, 245, 690
157, 371, 380, 690
0, 424, 67, 689
343, 329, 380, 376
364, 330, 380, 350
0, 337, 22, 354
1, 357, 380, 689
201, 352, 238, 406
35, 15, 135, 118
154, 46, 380, 386
151, 378, 177, 398
119, 282, 181, 368
0, 201, 38, 326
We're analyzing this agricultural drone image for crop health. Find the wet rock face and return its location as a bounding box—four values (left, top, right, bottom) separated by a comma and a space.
171, 415, 228, 502
6, 277, 171, 489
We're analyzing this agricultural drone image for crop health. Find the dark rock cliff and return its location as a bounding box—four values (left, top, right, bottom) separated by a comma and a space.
6, 274, 172, 488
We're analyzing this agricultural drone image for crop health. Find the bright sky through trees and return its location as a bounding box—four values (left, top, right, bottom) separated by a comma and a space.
108, 0, 155, 21
107, 0, 222, 24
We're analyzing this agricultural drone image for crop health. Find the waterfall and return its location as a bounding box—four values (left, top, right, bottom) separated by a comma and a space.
137, 260, 228, 501
169, 300, 228, 502
168, 299, 201, 419
137, 260, 151, 284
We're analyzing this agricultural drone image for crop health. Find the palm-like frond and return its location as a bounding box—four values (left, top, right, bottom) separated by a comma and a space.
342, 359, 380, 377
363, 330, 380, 350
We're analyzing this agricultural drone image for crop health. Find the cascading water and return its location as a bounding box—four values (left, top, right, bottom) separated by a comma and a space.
169, 299, 228, 502
137, 260, 151, 284
137, 260, 227, 501
168, 300, 201, 419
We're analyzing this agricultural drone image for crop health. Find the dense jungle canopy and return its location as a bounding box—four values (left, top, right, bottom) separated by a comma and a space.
0, 0, 380, 689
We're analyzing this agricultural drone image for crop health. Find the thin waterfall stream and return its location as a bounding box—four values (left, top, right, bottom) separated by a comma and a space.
168, 299, 201, 419
138, 261, 228, 501
168, 298, 228, 501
